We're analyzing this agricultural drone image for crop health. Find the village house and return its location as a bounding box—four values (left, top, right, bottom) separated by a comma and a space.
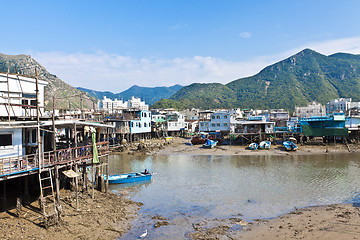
233, 116, 275, 134
299, 113, 348, 140
164, 111, 186, 135
105, 109, 151, 143
295, 102, 326, 118
0, 72, 48, 119
269, 109, 289, 127
199, 111, 234, 133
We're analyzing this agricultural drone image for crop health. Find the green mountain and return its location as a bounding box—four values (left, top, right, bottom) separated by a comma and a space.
152, 49, 360, 110
0, 53, 96, 110
77, 84, 183, 105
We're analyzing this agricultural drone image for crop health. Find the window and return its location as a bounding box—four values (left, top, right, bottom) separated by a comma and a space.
224, 123, 228, 127
0, 134, 12, 146
224, 116, 228, 119
32, 129, 37, 143
30, 100, 37, 106
212, 124, 215, 127
201, 123, 204, 127
216, 116, 220, 119
217, 123, 220, 127
212, 116, 215, 119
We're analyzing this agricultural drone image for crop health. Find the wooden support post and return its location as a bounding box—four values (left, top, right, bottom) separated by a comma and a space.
75, 164, 79, 211
105, 159, 109, 193
55, 165, 60, 204
82, 162, 87, 192
2, 181, 7, 211
52, 95, 57, 153
24, 176, 29, 202
91, 163, 94, 199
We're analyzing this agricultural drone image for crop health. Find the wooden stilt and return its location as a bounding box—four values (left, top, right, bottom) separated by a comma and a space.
105, 156, 109, 193
91, 163, 94, 199
2, 181, 6, 211
24, 176, 29, 202
82, 162, 87, 192
75, 164, 78, 211
55, 165, 60, 204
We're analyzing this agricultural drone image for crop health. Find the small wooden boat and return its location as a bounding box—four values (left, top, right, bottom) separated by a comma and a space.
283, 141, 298, 151
191, 136, 206, 145
203, 139, 218, 148
259, 141, 271, 149
104, 170, 152, 184
249, 142, 258, 150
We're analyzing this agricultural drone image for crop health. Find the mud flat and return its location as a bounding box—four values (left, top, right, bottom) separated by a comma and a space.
154, 137, 360, 156
0, 189, 141, 240
187, 204, 360, 240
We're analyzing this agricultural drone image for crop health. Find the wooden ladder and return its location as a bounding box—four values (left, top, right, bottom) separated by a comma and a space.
38, 169, 58, 227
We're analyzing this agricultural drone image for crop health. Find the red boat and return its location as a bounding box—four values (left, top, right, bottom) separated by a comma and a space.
191, 136, 206, 145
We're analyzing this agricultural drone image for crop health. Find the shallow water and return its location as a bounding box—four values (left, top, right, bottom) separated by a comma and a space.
109, 153, 360, 239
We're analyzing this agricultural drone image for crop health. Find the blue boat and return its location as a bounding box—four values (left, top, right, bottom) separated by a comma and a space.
259, 141, 271, 149
203, 139, 218, 148
104, 170, 152, 184
283, 141, 298, 151
249, 142, 258, 150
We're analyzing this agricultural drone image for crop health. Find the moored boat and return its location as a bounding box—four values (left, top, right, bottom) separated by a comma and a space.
104, 170, 152, 184
259, 141, 271, 149
249, 142, 258, 150
191, 136, 206, 145
283, 141, 298, 151
203, 139, 218, 148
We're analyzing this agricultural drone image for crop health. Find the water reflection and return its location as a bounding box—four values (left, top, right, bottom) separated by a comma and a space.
111, 153, 360, 240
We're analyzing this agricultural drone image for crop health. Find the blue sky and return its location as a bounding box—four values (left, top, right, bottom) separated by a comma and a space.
2, 0, 360, 92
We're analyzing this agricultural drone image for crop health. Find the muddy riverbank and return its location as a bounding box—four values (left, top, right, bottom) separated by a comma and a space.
186, 203, 360, 239
154, 137, 360, 156
0, 189, 141, 240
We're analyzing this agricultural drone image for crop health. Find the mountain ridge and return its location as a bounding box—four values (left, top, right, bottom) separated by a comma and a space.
0, 53, 96, 110
152, 49, 360, 110
77, 84, 183, 105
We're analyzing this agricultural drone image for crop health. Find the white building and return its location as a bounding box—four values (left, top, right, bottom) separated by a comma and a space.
165, 112, 186, 132
0, 72, 48, 158
100, 96, 148, 112
199, 111, 234, 133
326, 98, 352, 115
0, 72, 48, 117
128, 96, 148, 111
295, 102, 326, 118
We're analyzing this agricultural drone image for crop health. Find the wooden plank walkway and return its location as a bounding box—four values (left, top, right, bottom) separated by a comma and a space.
0, 141, 109, 180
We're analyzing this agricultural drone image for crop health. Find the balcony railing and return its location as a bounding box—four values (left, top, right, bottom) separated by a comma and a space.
0, 141, 109, 178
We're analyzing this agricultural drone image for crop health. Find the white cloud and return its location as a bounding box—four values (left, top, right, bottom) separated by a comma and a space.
168, 23, 188, 31
28, 36, 360, 93
29, 51, 268, 92
239, 32, 252, 39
